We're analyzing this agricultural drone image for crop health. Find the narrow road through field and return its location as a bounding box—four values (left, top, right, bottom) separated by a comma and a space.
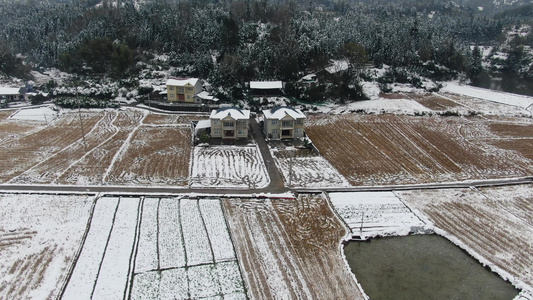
1, 177, 531, 195
249, 117, 287, 193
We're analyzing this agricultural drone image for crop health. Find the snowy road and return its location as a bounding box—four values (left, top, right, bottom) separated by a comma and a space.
0, 177, 531, 195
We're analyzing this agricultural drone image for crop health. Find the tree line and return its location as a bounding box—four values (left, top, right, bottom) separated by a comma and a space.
0, 0, 531, 98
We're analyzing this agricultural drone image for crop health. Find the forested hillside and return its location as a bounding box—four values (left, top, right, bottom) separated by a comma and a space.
0, 0, 532, 100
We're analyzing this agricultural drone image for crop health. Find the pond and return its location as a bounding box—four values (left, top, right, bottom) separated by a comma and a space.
344, 234, 519, 300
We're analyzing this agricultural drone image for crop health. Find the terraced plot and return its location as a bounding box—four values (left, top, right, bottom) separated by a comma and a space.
271, 147, 349, 188
0, 193, 94, 300
0, 110, 104, 182
305, 114, 533, 186
223, 194, 365, 299
62, 196, 245, 300
191, 146, 269, 189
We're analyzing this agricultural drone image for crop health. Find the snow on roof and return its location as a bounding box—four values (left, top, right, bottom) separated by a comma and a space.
325, 59, 349, 74
249, 81, 283, 90
263, 106, 306, 120
166, 78, 200, 86
210, 107, 250, 120
194, 119, 211, 135
0, 87, 21, 95
196, 91, 219, 102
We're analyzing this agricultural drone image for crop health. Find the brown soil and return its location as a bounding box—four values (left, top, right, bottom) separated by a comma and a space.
222, 194, 365, 299
143, 113, 181, 125
305, 114, 533, 185
0, 111, 104, 182
0, 245, 57, 299
106, 126, 191, 186
379, 92, 405, 99
11, 111, 118, 184
407, 93, 463, 110
0, 110, 15, 121
57, 109, 146, 185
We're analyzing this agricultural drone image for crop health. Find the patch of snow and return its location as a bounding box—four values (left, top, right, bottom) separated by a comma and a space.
326, 59, 349, 74
10, 105, 58, 122
442, 82, 533, 110
329, 191, 428, 239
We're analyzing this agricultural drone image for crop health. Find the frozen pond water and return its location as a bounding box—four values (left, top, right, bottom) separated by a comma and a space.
344, 234, 519, 300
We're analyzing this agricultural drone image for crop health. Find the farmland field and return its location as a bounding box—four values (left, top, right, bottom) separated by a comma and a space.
0, 193, 94, 299
61, 196, 246, 299
271, 147, 350, 188
305, 114, 533, 186
222, 194, 365, 299
399, 185, 533, 290
329, 191, 426, 238
406, 93, 464, 111
0, 108, 196, 186
191, 145, 269, 189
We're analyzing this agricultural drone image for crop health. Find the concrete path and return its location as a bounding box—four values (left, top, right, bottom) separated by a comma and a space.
249, 117, 287, 193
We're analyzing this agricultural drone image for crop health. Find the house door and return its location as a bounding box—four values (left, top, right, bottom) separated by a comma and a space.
281, 129, 292, 138
224, 130, 235, 138
178, 94, 185, 101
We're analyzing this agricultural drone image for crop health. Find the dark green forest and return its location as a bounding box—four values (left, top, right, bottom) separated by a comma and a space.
0, 0, 532, 100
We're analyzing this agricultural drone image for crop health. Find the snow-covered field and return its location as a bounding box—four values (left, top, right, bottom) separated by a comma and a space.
442, 82, 533, 110
270, 146, 350, 188
0, 193, 94, 299
190, 145, 269, 189
9, 105, 59, 122
399, 185, 533, 295
329, 191, 428, 239
223, 195, 366, 299
0, 108, 195, 186
60, 196, 244, 299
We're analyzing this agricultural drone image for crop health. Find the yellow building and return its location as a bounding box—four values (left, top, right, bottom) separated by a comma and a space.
166, 78, 202, 103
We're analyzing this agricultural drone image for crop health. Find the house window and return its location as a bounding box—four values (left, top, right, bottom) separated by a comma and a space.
212, 120, 220, 125
223, 121, 234, 127
296, 119, 304, 125
238, 128, 245, 136
237, 120, 247, 125
178, 87, 184, 93
282, 120, 293, 127
187, 87, 194, 92
271, 120, 278, 126
169, 86, 175, 91
187, 95, 192, 99
272, 129, 278, 136
213, 129, 221, 136
295, 128, 303, 135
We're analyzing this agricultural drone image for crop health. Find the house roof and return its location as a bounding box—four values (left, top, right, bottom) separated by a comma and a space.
0, 87, 21, 95
249, 81, 283, 90
210, 107, 250, 120
166, 78, 200, 86
194, 119, 211, 135
196, 91, 219, 102
263, 106, 306, 120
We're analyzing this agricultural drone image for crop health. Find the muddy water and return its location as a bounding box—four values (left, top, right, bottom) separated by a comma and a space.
344, 234, 519, 300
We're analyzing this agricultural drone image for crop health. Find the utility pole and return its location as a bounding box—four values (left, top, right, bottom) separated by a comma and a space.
288, 151, 294, 189
77, 89, 87, 152
359, 211, 364, 238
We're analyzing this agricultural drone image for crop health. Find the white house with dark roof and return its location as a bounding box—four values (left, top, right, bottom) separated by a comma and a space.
0, 87, 27, 102
210, 107, 250, 139
262, 106, 306, 140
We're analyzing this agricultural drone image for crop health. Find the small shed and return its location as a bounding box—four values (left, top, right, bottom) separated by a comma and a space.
249, 81, 284, 96
0, 87, 26, 102
194, 119, 212, 137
